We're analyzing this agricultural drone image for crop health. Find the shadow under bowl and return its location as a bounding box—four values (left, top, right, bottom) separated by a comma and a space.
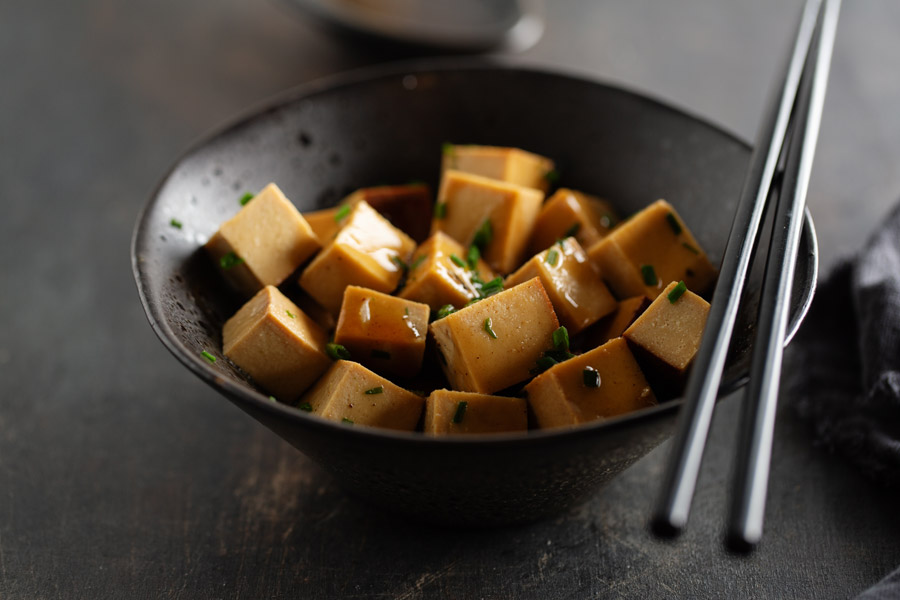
132, 60, 817, 526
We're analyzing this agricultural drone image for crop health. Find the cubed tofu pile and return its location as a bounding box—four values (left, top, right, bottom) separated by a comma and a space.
204, 145, 717, 435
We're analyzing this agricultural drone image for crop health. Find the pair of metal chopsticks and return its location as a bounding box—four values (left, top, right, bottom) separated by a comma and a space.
651, 0, 841, 551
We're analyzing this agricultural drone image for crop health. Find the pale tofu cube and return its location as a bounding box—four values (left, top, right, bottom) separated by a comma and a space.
441, 144, 555, 192
506, 238, 617, 335
333, 286, 430, 379
431, 170, 544, 274
299, 200, 416, 315
398, 232, 498, 311
623, 280, 710, 392
299, 360, 424, 431
585, 295, 652, 349
223, 285, 331, 401
343, 183, 432, 242
424, 389, 527, 435
528, 188, 618, 255
587, 199, 716, 300
524, 337, 657, 430
205, 183, 321, 296
430, 277, 559, 394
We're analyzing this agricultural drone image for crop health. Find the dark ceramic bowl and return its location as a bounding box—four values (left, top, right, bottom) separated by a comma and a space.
132, 61, 817, 526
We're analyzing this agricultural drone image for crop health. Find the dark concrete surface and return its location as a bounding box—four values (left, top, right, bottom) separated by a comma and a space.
2, 0, 900, 597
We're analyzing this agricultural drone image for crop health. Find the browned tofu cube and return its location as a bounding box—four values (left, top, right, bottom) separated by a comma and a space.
585, 295, 652, 348
528, 188, 619, 254
398, 232, 498, 311
623, 280, 710, 392
299, 200, 416, 315
524, 337, 657, 429
303, 206, 343, 244
299, 360, 424, 431
205, 183, 321, 296
505, 238, 617, 335
587, 199, 716, 300
431, 170, 544, 274
430, 277, 560, 394
424, 389, 527, 435
222, 285, 331, 401
343, 183, 432, 242
441, 144, 555, 192
333, 286, 430, 379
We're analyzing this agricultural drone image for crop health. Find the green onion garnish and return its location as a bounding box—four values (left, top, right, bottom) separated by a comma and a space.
334, 204, 352, 222
564, 223, 580, 238
201, 350, 216, 363
532, 355, 559, 374
298, 402, 313, 411
544, 169, 560, 184
552, 326, 570, 352
483, 317, 498, 339
364, 386, 384, 395
219, 252, 244, 270
451, 401, 468, 424
371, 349, 391, 360
583, 367, 601, 388
450, 254, 466, 268
667, 281, 688, 304
467, 245, 480, 270
269, 395, 277, 402
239, 192, 254, 206
434, 202, 447, 219
681, 242, 700, 255
477, 277, 504, 298
546, 249, 559, 266
472, 219, 493, 251
285, 310, 295, 319
326, 343, 351, 360
641, 264, 658, 286
435, 304, 456, 320
410, 255, 426, 270
666, 212, 683, 235
170, 218, 183, 229
404, 307, 410, 316
391, 255, 409, 273
441, 142, 454, 156
342, 417, 354, 425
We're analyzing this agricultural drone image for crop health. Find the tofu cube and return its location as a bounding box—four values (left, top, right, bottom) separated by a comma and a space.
333, 286, 430, 379
205, 183, 321, 296
424, 389, 527, 435
398, 231, 498, 311
585, 295, 652, 349
222, 285, 331, 401
299, 200, 416, 315
343, 183, 432, 242
302, 206, 343, 244
441, 144, 555, 192
430, 277, 559, 394
524, 337, 657, 430
587, 199, 716, 300
506, 237, 617, 335
431, 169, 544, 274
528, 188, 619, 255
623, 280, 710, 392
299, 360, 424, 431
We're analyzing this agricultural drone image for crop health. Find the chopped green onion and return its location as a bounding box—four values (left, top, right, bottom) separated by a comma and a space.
342, 417, 354, 425
666, 212, 683, 235
552, 326, 570, 352
681, 242, 700, 255
285, 310, 295, 319
435, 304, 457, 320
239, 192, 254, 206
298, 402, 313, 411
667, 281, 688, 304
269, 395, 277, 402
472, 219, 493, 251
467, 245, 480, 270
544, 169, 560, 184
334, 204, 352, 222
326, 343, 351, 361
410, 255, 426, 270
483, 317, 498, 339
532, 355, 559, 374
451, 401, 468, 424
546, 249, 559, 266
641, 264, 658, 286
371, 349, 391, 360
404, 307, 410, 316
364, 386, 384, 395
563, 223, 580, 238
201, 350, 216, 363
391, 255, 409, 273
169, 218, 183, 229
583, 367, 601, 388
477, 277, 504, 298
219, 252, 244, 270
434, 202, 447, 219
450, 254, 466, 268
441, 142, 454, 156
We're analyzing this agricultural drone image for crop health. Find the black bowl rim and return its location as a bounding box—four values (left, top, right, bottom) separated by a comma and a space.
132, 57, 818, 449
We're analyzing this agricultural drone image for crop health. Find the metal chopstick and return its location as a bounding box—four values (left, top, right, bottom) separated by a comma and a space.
727, 0, 841, 552
651, 0, 824, 537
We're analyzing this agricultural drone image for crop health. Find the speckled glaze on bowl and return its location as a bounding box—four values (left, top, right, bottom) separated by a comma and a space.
132, 61, 817, 526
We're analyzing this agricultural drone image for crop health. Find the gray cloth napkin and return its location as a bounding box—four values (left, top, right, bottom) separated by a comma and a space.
786, 202, 900, 598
